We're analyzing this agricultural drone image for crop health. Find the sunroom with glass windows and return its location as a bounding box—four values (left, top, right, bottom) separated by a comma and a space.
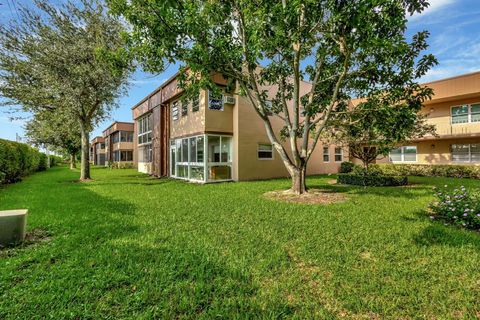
170, 134, 233, 183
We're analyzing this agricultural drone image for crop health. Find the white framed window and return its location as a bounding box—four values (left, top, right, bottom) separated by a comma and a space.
451, 103, 480, 124
172, 101, 179, 120
181, 100, 188, 116
137, 113, 152, 146
389, 146, 417, 162
192, 95, 200, 112
258, 144, 273, 160
170, 134, 232, 182
452, 144, 480, 163
208, 90, 224, 111
120, 131, 133, 142
334, 147, 343, 162
323, 146, 329, 162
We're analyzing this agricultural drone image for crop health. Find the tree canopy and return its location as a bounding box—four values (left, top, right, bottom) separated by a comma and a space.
0, 0, 132, 180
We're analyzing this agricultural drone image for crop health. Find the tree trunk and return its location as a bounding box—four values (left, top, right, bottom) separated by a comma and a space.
290, 166, 307, 195
79, 124, 91, 180
70, 153, 76, 169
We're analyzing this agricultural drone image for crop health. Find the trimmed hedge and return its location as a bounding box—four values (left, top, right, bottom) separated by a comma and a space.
0, 139, 48, 184
371, 163, 480, 179
339, 161, 355, 173
337, 173, 408, 186
49, 155, 63, 167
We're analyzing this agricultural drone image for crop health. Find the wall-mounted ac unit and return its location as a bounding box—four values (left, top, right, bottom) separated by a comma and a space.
223, 95, 235, 105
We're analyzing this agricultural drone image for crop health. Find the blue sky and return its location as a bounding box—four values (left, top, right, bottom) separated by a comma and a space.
1, 0, 479, 141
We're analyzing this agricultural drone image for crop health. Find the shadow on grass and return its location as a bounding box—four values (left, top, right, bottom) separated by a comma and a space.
306, 182, 434, 199
413, 224, 480, 248
0, 170, 141, 256
103, 241, 298, 318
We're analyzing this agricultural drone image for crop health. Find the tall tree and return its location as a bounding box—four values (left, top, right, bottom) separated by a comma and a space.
0, 0, 131, 181
108, 0, 436, 194
24, 111, 81, 170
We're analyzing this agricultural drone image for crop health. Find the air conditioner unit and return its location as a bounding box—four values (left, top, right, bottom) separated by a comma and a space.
223, 95, 235, 105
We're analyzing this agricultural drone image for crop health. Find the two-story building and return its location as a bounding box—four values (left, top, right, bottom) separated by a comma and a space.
132, 73, 344, 182
89, 136, 106, 166
102, 122, 134, 166
376, 71, 480, 165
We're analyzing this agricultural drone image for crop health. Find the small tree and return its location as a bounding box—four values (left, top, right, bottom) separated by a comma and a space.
333, 91, 437, 171
0, 0, 131, 181
24, 111, 81, 169
108, 0, 436, 194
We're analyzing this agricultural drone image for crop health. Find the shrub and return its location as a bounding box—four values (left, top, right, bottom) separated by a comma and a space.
337, 173, 408, 186
38, 153, 48, 171
339, 161, 355, 173
0, 139, 47, 184
429, 185, 480, 230
49, 155, 63, 167
370, 163, 480, 179
111, 162, 135, 169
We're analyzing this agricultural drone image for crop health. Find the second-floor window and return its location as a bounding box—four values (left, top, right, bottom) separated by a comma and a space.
192, 95, 200, 112
181, 101, 188, 116
138, 113, 152, 145
452, 104, 480, 124
112, 131, 120, 143
208, 90, 224, 111
172, 101, 179, 120
120, 131, 133, 142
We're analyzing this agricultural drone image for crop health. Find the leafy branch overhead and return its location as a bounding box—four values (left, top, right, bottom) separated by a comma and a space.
0, 0, 132, 180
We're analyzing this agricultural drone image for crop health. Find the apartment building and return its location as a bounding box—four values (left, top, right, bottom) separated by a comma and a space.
102, 122, 134, 166
367, 71, 480, 166
89, 136, 106, 166
132, 73, 343, 182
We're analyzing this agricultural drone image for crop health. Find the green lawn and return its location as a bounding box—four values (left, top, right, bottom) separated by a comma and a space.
0, 166, 479, 319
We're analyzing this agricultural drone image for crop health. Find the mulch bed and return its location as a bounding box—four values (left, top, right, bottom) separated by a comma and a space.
0, 228, 52, 258
263, 189, 348, 205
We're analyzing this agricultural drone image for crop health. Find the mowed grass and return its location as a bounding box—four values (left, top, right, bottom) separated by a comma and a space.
0, 166, 479, 319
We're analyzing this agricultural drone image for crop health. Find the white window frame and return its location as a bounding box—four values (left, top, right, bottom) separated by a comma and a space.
257, 144, 274, 160
172, 101, 179, 120
451, 103, 480, 125
137, 113, 152, 147
181, 100, 188, 116
169, 134, 233, 183
192, 95, 200, 112
323, 146, 330, 163
389, 146, 417, 163
452, 144, 480, 163
334, 147, 343, 162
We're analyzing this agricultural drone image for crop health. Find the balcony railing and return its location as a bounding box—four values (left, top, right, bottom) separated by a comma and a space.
422, 117, 480, 138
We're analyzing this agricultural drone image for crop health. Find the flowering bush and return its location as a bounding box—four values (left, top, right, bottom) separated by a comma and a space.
429, 185, 480, 230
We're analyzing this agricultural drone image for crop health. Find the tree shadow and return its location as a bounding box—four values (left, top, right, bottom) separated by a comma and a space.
305, 181, 434, 199
411, 210, 480, 249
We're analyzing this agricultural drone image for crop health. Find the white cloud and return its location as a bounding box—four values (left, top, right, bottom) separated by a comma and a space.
409, 0, 457, 21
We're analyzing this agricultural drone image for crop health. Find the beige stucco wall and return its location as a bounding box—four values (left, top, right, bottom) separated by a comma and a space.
234, 91, 345, 181
421, 96, 480, 138
170, 90, 207, 139
376, 138, 480, 166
